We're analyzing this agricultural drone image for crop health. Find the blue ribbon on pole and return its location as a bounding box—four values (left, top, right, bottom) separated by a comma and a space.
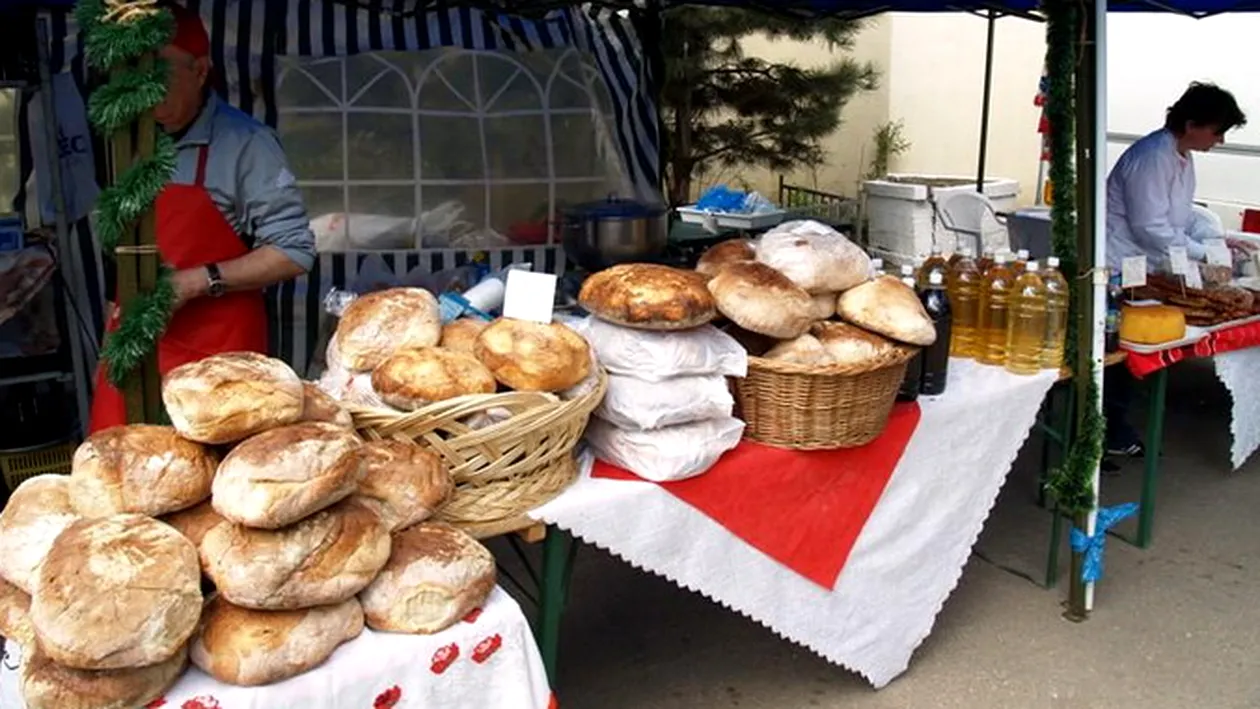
1069, 502, 1139, 584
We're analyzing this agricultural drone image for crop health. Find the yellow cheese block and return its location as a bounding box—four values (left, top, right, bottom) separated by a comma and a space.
1120, 304, 1187, 345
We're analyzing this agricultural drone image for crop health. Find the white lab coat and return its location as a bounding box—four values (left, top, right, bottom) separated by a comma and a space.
1106, 128, 1207, 270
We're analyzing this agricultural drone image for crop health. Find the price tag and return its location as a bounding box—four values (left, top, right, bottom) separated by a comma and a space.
1184, 265, 1204, 290
1205, 239, 1233, 267
1120, 255, 1147, 288
501, 269, 558, 324
1167, 246, 1190, 275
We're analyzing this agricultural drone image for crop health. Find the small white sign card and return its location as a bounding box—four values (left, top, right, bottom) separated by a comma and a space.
502, 269, 558, 324
1184, 264, 1204, 290
1120, 255, 1148, 289
1205, 239, 1233, 267
1167, 246, 1190, 275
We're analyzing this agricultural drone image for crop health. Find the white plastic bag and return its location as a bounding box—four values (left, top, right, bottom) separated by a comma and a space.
596, 373, 733, 431
585, 416, 745, 482
757, 220, 871, 293
579, 317, 747, 381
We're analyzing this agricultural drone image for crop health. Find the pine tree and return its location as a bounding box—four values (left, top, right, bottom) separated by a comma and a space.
660, 8, 878, 206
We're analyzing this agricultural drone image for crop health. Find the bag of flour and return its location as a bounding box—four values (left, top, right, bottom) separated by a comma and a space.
586, 416, 745, 482
596, 373, 733, 431
579, 317, 747, 381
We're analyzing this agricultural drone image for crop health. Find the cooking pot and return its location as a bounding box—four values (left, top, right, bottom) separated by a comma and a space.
561, 197, 669, 272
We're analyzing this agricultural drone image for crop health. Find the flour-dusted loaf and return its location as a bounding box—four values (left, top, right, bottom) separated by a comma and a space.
189, 595, 364, 687
579, 263, 717, 330
440, 318, 490, 355
371, 348, 497, 411
333, 288, 442, 372
707, 261, 814, 339
161, 499, 226, 548
201, 499, 391, 610
810, 321, 898, 366
0, 575, 33, 647
354, 439, 453, 532
695, 239, 756, 278
756, 221, 871, 293
20, 644, 187, 709
358, 522, 496, 635
163, 352, 305, 444
808, 292, 838, 321
837, 275, 936, 346
31, 515, 201, 670
70, 425, 217, 518
300, 381, 353, 427
475, 318, 591, 392
763, 333, 830, 366
212, 422, 364, 529
0, 475, 78, 594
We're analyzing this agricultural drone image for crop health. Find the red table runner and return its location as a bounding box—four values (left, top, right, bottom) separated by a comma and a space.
1126, 318, 1260, 377
592, 403, 923, 590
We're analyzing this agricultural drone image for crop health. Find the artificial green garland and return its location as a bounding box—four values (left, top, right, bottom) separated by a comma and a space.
76, 0, 177, 387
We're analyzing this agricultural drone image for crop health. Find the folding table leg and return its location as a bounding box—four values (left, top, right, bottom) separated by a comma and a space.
538, 525, 573, 685
1136, 368, 1168, 548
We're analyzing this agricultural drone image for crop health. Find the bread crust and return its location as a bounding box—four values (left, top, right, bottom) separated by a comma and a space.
70, 424, 217, 517
333, 288, 441, 372
707, 262, 814, 339
162, 352, 304, 444
474, 319, 591, 392
579, 263, 716, 330
371, 348, 497, 411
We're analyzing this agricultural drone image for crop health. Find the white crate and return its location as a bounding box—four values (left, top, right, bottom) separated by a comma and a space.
676, 206, 787, 231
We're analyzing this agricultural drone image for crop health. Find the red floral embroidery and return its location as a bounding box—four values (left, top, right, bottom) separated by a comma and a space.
471, 634, 502, 664
373, 685, 402, 708
462, 607, 483, 624
144, 698, 167, 709
181, 698, 221, 709
430, 643, 459, 674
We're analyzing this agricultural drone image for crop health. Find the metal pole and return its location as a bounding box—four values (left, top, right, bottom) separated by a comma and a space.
976, 10, 997, 192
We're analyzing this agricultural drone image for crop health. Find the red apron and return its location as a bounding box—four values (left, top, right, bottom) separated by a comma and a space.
88, 144, 270, 433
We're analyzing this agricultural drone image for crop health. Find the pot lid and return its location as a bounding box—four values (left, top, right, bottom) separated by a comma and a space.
567, 196, 664, 219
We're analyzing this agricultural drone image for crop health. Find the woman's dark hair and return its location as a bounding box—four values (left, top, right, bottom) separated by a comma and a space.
1165, 82, 1247, 134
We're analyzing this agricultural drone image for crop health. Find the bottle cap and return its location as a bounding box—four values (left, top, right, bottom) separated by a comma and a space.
929, 271, 944, 286
1018, 249, 1030, 259
871, 257, 884, 268
994, 252, 1009, 264
1026, 260, 1040, 272
901, 264, 914, 275
1047, 256, 1060, 268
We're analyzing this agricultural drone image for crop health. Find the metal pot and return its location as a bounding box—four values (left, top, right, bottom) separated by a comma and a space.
561, 197, 669, 272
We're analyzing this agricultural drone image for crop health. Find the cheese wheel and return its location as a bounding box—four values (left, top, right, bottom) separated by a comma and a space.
1119, 304, 1186, 345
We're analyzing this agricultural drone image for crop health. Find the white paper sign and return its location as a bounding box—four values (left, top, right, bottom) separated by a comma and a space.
1121, 255, 1147, 288
1205, 239, 1233, 267
1167, 246, 1190, 275
502, 269, 558, 324
1184, 265, 1204, 290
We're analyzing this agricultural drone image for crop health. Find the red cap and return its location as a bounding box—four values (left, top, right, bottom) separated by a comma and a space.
168, 3, 210, 58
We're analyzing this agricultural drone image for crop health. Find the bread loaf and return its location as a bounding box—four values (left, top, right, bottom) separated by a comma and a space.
354, 439, 453, 531
161, 499, 226, 548
837, 275, 937, 346
300, 381, 353, 427
440, 318, 490, 355
474, 319, 591, 392
333, 288, 441, 372
808, 292, 837, 320
0, 576, 33, 647
163, 352, 305, 444
31, 515, 201, 670
20, 644, 186, 709
189, 595, 364, 686
0, 475, 78, 594
756, 222, 871, 292
695, 239, 756, 278
579, 263, 717, 330
212, 422, 364, 529
371, 348, 497, 411
810, 321, 897, 366
707, 261, 814, 339
763, 334, 830, 366
70, 424, 217, 518
359, 522, 495, 635
201, 499, 391, 610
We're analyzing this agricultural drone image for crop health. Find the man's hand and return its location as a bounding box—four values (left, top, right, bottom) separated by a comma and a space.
170, 267, 208, 310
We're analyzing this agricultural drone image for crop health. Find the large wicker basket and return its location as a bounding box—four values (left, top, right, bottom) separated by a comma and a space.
732, 346, 918, 450
349, 369, 606, 532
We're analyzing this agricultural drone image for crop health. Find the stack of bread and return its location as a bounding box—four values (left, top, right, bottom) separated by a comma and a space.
577, 263, 748, 482
0, 351, 497, 709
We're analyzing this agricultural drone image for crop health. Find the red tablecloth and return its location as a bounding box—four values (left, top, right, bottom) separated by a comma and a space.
1125, 318, 1260, 377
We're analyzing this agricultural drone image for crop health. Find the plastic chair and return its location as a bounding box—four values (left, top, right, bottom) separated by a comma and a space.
935, 190, 1009, 256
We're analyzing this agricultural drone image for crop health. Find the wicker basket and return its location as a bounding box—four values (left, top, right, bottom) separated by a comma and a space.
349, 369, 606, 531
733, 346, 918, 450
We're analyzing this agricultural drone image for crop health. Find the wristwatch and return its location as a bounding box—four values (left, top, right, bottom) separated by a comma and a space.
205, 263, 225, 298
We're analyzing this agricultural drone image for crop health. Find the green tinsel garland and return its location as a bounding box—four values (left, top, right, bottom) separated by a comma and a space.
76, 0, 178, 388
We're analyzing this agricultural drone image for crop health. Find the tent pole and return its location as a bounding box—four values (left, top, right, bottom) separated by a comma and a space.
975, 9, 996, 192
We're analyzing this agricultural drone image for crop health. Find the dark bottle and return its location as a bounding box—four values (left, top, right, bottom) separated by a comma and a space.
919, 269, 952, 395
897, 265, 923, 402
1105, 269, 1121, 353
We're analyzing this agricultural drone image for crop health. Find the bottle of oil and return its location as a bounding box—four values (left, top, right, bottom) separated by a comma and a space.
870, 257, 885, 277
976, 249, 996, 277
917, 248, 949, 290
920, 270, 952, 395
1013, 249, 1031, 274
948, 248, 982, 359
977, 252, 1015, 366
898, 265, 923, 401
1040, 256, 1069, 369
1005, 260, 1049, 375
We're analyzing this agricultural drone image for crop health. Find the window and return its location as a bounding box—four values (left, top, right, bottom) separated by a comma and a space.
0, 90, 18, 213
276, 48, 628, 252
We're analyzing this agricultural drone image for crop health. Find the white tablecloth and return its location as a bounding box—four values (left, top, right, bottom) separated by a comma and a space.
1212, 348, 1260, 469
0, 587, 552, 709
531, 359, 1057, 688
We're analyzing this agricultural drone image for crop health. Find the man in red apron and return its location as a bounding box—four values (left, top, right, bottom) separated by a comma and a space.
88, 5, 315, 433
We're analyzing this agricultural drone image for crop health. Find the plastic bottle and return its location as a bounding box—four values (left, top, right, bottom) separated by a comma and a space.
976, 249, 995, 277
977, 252, 1015, 366
917, 248, 949, 291
1014, 248, 1031, 273
1105, 270, 1122, 353
947, 248, 982, 359
1040, 256, 1070, 369
1005, 260, 1049, 375
870, 257, 885, 277
897, 265, 923, 401
920, 270, 952, 395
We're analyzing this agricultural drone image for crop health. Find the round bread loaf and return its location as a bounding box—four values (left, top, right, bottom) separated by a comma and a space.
810, 321, 897, 366
707, 262, 814, 339
190, 595, 364, 687
0, 475, 78, 594
163, 352, 304, 444
31, 515, 201, 670
353, 439, 453, 532
695, 239, 756, 278
333, 288, 441, 372
70, 425, 217, 518
359, 522, 496, 635
837, 275, 936, 346
763, 333, 830, 366
0, 575, 33, 648
201, 499, 391, 610
579, 263, 716, 330
300, 381, 353, 427
212, 422, 364, 530
440, 318, 490, 355
20, 643, 186, 709
756, 224, 871, 293
161, 499, 226, 548
371, 348, 497, 411
808, 292, 837, 321
474, 319, 591, 392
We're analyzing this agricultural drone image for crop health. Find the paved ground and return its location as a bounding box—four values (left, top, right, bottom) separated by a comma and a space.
540, 358, 1260, 709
